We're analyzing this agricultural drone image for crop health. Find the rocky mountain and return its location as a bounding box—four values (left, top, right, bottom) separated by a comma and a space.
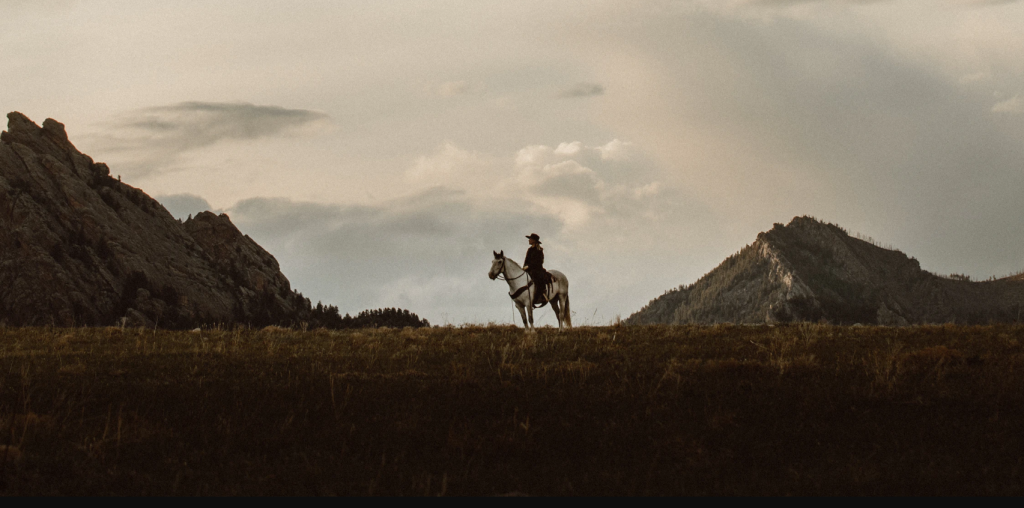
0, 112, 311, 328
627, 216, 1024, 326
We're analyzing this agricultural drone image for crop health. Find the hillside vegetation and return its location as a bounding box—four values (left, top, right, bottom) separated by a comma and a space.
2, 324, 1023, 495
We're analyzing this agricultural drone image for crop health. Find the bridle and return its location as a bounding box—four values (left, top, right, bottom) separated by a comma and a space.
493, 256, 526, 282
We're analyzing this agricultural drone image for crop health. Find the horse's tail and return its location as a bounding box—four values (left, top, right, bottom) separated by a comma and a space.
563, 293, 572, 328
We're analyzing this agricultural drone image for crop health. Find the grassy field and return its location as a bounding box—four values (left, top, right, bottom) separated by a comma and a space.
1, 323, 1022, 495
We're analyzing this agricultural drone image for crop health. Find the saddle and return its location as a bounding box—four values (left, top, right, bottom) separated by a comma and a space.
508, 270, 553, 308
530, 270, 552, 308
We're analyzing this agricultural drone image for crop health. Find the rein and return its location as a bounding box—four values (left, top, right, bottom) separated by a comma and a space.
496, 257, 526, 282
496, 256, 531, 300
502, 257, 545, 303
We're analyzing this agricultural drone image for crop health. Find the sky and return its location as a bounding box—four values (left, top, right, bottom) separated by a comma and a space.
3, 0, 1024, 325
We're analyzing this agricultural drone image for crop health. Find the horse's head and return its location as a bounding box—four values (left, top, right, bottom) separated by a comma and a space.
488, 250, 505, 280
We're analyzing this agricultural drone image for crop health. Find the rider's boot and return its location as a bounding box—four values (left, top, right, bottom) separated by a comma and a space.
533, 285, 547, 306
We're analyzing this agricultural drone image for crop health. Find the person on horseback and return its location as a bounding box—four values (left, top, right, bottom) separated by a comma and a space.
523, 233, 550, 306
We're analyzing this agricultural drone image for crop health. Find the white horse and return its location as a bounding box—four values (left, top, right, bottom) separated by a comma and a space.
488, 250, 572, 332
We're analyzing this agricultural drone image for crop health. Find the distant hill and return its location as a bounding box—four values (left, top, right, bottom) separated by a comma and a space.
627, 216, 1024, 325
0, 112, 419, 329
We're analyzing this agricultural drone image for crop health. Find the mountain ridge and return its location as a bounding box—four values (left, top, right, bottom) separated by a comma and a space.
627, 216, 1024, 325
0, 112, 314, 327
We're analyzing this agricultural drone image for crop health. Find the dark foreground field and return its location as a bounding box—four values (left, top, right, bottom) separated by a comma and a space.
1, 324, 1022, 495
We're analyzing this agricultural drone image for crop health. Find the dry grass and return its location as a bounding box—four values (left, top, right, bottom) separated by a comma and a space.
1, 323, 1023, 495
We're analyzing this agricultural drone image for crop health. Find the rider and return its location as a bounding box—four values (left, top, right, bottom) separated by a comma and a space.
523, 233, 549, 306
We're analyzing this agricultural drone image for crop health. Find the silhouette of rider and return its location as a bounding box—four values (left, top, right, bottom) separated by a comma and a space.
523, 234, 549, 305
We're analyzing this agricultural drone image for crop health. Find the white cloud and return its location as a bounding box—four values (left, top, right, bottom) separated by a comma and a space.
515, 140, 634, 170
508, 141, 662, 228
597, 139, 635, 161
554, 141, 583, 156
406, 142, 498, 186
406, 139, 657, 226
992, 94, 1024, 113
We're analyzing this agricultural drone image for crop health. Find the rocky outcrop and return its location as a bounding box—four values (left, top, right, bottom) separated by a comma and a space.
627, 216, 1024, 325
183, 211, 300, 326
0, 112, 306, 327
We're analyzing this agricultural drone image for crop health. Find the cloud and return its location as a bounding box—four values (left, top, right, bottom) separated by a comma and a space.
583, 4, 1024, 281
559, 82, 605, 98
218, 135, 683, 325
116, 101, 329, 151
992, 94, 1023, 113
225, 174, 698, 327
155, 193, 215, 221
514, 140, 636, 170
521, 142, 660, 227
520, 159, 603, 203
89, 102, 329, 177
405, 139, 658, 228
406, 143, 499, 188
597, 139, 635, 161
227, 189, 562, 324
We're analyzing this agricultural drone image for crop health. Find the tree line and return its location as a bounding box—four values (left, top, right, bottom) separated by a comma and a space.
306, 302, 431, 329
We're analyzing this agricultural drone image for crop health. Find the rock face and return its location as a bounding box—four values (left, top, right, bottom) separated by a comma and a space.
0, 112, 306, 327
627, 216, 1024, 325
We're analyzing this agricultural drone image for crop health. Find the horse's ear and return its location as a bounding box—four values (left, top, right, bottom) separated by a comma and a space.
499, 250, 504, 257
493, 250, 500, 259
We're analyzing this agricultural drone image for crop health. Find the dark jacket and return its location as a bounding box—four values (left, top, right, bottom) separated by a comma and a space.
524, 245, 549, 304
524, 245, 544, 273
524, 245, 548, 286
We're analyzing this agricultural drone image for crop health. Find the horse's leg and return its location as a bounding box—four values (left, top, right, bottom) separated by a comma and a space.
546, 281, 562, 331
516, 303, 529, 329
561, 292, 571, 329
526, 300, 536, 333
550, 298, 563, 332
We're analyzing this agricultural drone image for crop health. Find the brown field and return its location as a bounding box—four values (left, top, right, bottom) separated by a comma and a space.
1, 323, 1023, 495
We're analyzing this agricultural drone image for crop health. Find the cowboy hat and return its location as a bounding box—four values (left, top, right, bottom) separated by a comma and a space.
526, 233, 541, 243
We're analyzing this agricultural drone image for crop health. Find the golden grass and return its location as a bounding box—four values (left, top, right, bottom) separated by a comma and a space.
0, 323, 1023, 495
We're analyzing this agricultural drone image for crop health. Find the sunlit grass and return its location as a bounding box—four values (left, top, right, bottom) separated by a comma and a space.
1, 324, 1023, 495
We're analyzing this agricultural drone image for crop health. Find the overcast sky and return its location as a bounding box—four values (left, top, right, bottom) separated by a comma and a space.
3, 0, 1024, 325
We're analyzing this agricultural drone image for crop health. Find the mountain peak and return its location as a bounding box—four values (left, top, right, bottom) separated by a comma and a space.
628, 217, 1024, 325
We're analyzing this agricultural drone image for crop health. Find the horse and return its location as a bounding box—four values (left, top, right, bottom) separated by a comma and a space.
488, 250, 571, 332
